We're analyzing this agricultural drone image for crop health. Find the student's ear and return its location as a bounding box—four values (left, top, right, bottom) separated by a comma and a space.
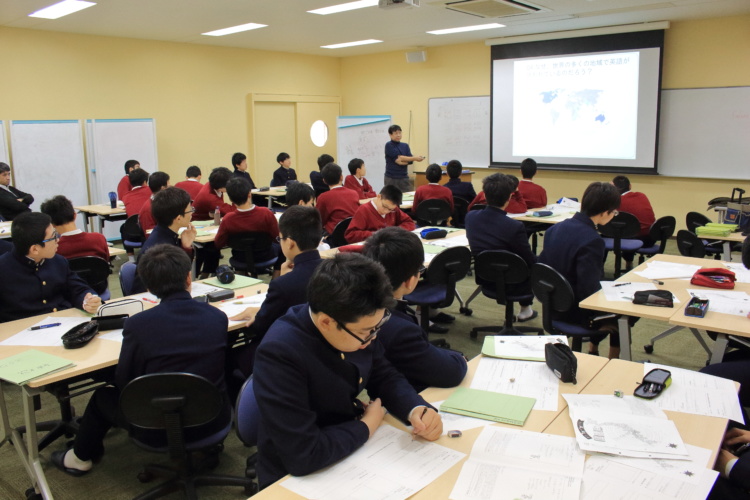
405, 274, 420, 293
185, 271, 192, 291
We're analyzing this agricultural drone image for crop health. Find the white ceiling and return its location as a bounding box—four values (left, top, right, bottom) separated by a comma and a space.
2, 0, 749, 57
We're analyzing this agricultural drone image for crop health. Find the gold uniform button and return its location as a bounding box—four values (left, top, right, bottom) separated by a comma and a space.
52, 308, 58, 312
359, 377, 363, 384
340, 353, 345, 360
42, 281, 47, 286
42, 299, 47, 304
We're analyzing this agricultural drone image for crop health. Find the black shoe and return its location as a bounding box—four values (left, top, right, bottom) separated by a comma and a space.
428, 323, 449, 334
431, 312, 456, 324
50, 450, 90, 477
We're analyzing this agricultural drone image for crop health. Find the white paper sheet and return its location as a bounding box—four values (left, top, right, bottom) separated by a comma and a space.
215, 299, 266, 327
281, 426, 465, 500
0, 317, 91, 347
433, 400, 494, 434
563, 394, 668, 419
643, 363, 745, 423
633, 261, 702, 280
599, 444, 713, 484
190, 282, 223, 297
98, 329, 124, 342
600, 281, 681, 303
726, 263, 750, 284
429, 235, 470, 248
686, 289, 750, 317
470, 357, 559, 411
490, 335, 568, 361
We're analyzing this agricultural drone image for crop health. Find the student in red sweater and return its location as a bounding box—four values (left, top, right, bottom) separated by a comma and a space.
344, 158, 377, 200
138, 171, 170, 235
214, 177, 280, 273
317, 163, 361, 235
40, 195, 109, 261
345, 185, 415, 243
518, 158, 547, 209
193, 167, 236, 221
612, 175, 656, 268
468, 175, 527, 214
174, 165, 203, 199
121, 168, 151, 218
412, 163, 454, 212
116, 159, 139, 201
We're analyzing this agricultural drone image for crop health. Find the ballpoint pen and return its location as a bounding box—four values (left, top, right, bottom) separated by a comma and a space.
613, 282, 631, 287
30, 322, 61, 330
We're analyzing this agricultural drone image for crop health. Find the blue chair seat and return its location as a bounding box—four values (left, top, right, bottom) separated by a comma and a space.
636, 243, 660, 256
229, 256, 277, 272
132, 419, 232, 453
551, 320, 600, 337
602, 238, 643, 252
480, 286, 533, 305
404, 282, 448, 305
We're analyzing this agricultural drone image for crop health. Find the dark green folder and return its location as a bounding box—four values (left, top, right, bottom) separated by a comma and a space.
441, 387, 536, 426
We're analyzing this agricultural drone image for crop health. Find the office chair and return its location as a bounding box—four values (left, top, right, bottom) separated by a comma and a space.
120, 372, 255, 499
120, 214, 145, 254
686, 212, 723, 258
635, 216, 676, 264
469, 203, 486, 212
451, 197, 470, 228
414, 199, 452, 227
530, 263, 604, 353
676, 229, 707, 258
599, 211, 642, 278
227, 232, 277, 278
328, 217, 352, 248
234, 376, 260, 495
469, 250, 543, 339
68, 256, 112, 300
119, 261, 139, 296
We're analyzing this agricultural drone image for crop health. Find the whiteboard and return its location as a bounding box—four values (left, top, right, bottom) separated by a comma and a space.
10, 120, 89, 217
658, 87, 750, 180
428, 96, 490, 168
337, 116, 391, 193
0, 121, 8, 164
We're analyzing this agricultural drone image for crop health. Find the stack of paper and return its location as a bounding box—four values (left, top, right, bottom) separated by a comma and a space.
726, 263, 750, 284
0, 350, 74, 385
481, 335, 567, 361
633, 261, 702, 280
216, 293, 267, 327
470, 356, 560, 411
441, 387, 536, 426
429, 234, 470, 248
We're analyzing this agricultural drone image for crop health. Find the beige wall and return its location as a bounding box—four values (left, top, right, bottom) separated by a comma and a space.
340, 15, 750, 228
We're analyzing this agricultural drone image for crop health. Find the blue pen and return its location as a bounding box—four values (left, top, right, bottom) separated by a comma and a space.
30, 322, 61, 331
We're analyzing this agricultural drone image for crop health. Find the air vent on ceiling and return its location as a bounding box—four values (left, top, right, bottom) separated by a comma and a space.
441, 0, 544, 18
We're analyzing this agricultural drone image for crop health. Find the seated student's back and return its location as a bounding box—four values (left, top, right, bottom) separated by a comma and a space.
412, 163, 454, 212
138, 171, 170, 235
122, 168, 151, 217
116, 159, 140, 200
518, 158, 547, 209
174, 165, 203, 199
310, 154, 333, 197
40, 195, 110, 261
443, 159, 476, 202
316, 163, 360, 234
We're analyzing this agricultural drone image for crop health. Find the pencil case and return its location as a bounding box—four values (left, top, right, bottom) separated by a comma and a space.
532, 210, 553, 217
61, 321, 99, 349
690, 268, 735, 289
545, 342, 577, 384
97, 298, 144, 317
634, 368, 671, 399
685, 297, 709, 317
632, 290, 674, 307
420, 228, 447, 239
93, 314, 128, 331
207, 289, 234, 302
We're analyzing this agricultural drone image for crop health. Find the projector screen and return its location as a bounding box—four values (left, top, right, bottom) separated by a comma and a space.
491, 30, 664, 174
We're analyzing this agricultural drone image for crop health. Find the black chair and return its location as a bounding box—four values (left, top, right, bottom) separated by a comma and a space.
531, 263, 603, 352
119, 373, 255, 499
415, 199, 452, 227
68, 256, 112, 299
523, 221, 547, 255
227, 232, 277, 278
469, 250, 543, 339
599, 211, 642, 278
676, 229, 707, 258
686, 211, 723, 258
119, 261, 139, 296
328, 217, 352, 248
234, 376, 260, 495
120, 214, 145, 254
469, 203, 487, 212
404, 246, 472, 335
635, 216, 676, 264
451, 197, 470, 228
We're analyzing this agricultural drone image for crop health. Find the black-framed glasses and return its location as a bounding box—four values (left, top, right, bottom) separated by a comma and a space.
418, 265, 427, 276
334, 309, 391, 345
39, 230, 60, 245
275, 235, 288, 243
183, 207, 196, 215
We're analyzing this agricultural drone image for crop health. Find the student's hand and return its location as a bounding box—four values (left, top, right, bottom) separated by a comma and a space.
716, 449, 737, 476
416, 156, 425, 162
280, 259, 294, 276
82, 293, 102, 314
180, 224, 197, 248
361, 398, 386, 437
229, 307, 260, 327
409, 406, 442, 441
724, 428, 750, 447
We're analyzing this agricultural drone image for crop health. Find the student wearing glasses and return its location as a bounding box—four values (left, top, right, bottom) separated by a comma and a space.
344, 185, 415, 243
253, 253, 443, 489
0, 212, 100, 322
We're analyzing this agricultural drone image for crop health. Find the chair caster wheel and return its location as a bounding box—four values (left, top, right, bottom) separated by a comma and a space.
460, 307, 473, 316
25, 488, 43, 500
644, 345, 654, 354
244, 483, 258, 496
137, 471, 154, 483
470, 330, 478, 339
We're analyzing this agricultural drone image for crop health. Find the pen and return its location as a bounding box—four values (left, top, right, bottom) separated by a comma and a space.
141, 297, 158, 304
652, 280, 664, 285
412, 407, 429, 440
613, 282, 631, 287
30, 322, 61, 330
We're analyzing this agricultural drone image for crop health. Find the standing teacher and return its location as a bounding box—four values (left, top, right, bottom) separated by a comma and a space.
384, 125, 425, 193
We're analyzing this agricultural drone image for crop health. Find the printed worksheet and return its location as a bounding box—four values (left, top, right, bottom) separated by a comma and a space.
633, 261, 702, 280
432, 400, 494, 434
0, 316, 91, 347
470, 357, 559, 411
563, 394, 668, 419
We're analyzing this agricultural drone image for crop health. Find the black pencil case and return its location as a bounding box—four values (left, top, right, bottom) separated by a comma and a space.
61, 321, 99, 349
207, 289, 234, 302
545, 342, 577, 384
93, 314, 128, 331
633, 290, 674, 307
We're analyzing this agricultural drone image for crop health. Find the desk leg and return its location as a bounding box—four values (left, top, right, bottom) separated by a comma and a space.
19, 385, 54, 499
723, 241, 731, 262
268, 196, 273, 209
710, 333, 729, 365
618, 316, 632, 361
79, 213, 91, 233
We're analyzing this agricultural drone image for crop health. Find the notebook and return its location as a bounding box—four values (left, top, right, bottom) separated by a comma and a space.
441, 387, 536, 426
0, 350, 74, 385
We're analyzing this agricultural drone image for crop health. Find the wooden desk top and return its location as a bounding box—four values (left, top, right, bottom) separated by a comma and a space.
108, 246, 127, 257
0, 221, 11, 238
75, 204, 126, 216
254, 188, 288, 197
319, 228, 467, 259
700, 231, 746, 244
513, 210, 575, 224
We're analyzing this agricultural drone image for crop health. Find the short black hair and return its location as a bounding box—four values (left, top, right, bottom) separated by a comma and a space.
363, 226, 423, 290
388, 124, 402, 135
40, 195, 76, 226
152, 187, 191, 226
520, 158, 537, 179
124, 159, 140, 175
317, 154, 334, 171
506, 174, 519, 190
379, 185, 403, 206
12, 212, 52, 256
279, 205, 322, 251
446, 160, 462, 179
425, 163, 443, 183
185, 165, 201, 178
581, 182, 621, 217
231, 153, 246, 169
226, 177, 251, 205
276, 152, 290, 164
308, 253, 394, 324
148, 172, 170, 193
137, 244, 191, 299
129, 168, 149, 187
612, 175, 631, 195
285, 182, 315, 206
348, 158, 364, 175
208, 167, 233, 190
321, 163, 342, 186
0, 162, 10, 174
482, 173, 513, 208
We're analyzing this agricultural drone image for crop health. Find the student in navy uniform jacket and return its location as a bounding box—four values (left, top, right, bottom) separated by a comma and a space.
50, 244, 230, 476
310, 154, 333, 197
0, 239, 12, 256
116, 159, 140, 201
271, 152, 297, 187
363, 226, 467, 392
174, 165, 203, 199
344, 158, 377, 200
444, 159, 476, 202
0, 212, 100, 323
0, 162, 34, 221
345, 185, 415, 243
40, 195, 110, 261
231, 152, 256, 189
539, 182, 622, 359
465, 173, 537, 321
253, 253, 442, 489
140, 187, 196, 257
316, 163, 361, 235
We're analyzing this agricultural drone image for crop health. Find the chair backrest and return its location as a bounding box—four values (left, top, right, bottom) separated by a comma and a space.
228, 231, 274, 270
475, 250, 529, 304
120, 214, 144, 243
599, 211, 640, 239
423, 246, 472, 308
451, 196, 470, 228
531, 263, 576, 335
647, 215, 676, 253
469, 203, 487, 212
415, 199, 452, 226
234, 376, 259, 447
329, 217, 352, 248
676, 229, 707, 258
68, 256, 111, 295
686, 211, 711, 234
119, 261, 138, 296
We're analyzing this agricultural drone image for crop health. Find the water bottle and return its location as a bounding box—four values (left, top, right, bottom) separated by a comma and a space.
213, 206, 221, 225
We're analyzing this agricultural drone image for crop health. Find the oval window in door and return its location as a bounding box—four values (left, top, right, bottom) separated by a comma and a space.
310, 120, 328, 147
